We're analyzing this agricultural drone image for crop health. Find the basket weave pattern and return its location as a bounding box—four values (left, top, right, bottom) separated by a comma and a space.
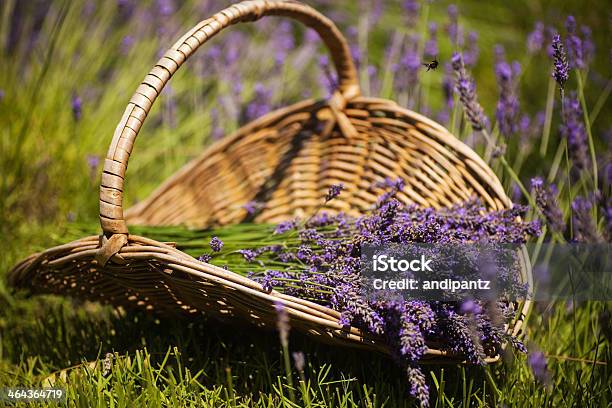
9, 0, 530, 361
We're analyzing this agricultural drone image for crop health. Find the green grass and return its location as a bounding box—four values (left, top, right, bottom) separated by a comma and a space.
1, 0, 611, 406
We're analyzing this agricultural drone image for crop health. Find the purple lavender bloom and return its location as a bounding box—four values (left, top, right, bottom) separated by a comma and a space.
292, 351, 305, 372
245, 82, 272, 122
446, 4, 463, 46
274, 219, 297, 234
86, 154, 100, 172
156, 0, 174, 17
551, 34, 569, 89
565, 16, 584, 69
120, 35, 135, 55
463, 31, 479, 67
571, 196, 600, 242
460, 300, 482, 315
402, 0, 420, 27
580, 25, 595, 66
531, 177, 565, 233
71, 93, 82, 121
274, 21, 294, 65
561, 94, 589, 172
274, 301, 290, 348
424, 23, 438, 58
494, 54, 521, 137
527, 22, 545, 54
209, 236, 224, 252
197, 254, 212, 263
451, 53, 487, 131
528, 350, 549, 384
318, 55, 337, 96
243, 200, 262, 215
325, 183, 344, 202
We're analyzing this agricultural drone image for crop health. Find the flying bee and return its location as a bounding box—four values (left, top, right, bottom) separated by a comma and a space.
423, 58, 439, 71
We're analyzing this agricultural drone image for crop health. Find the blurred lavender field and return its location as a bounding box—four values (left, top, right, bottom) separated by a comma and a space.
1, 0, 611, 406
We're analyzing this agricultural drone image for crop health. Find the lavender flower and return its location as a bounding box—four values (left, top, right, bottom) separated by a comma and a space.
292, 351, 305, 372
527, 22, 545, 54
565, 16, 584, 69
71, 93, 82, 121
274, 301, 290, 348
494, 53, 521, 137
580, 25, 595, 66
551, 34, 569, 89
197, 254, 212, 263
243, 200, 262, 215
561, 93, 589, 172
245, 82, 272, 122
463, 31, 479, 66
86, 154, 100, 171
325, 183, 344, 202
528, 350, 549, 384
402, 0, 419, 27
451, 53, 487, 131
209, 236, 224, 252
446, 4, 463, 46
531, 177, 565, 233
274, 219, 297, 234
571, 196, 600, 242
424, 23, 438, 59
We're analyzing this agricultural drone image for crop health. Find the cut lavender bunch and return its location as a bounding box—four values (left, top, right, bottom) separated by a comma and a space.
239, 183, 539, 406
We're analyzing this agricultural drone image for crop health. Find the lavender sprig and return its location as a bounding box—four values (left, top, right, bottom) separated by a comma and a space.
551, 34, 569, 90
451, 53, 487, 132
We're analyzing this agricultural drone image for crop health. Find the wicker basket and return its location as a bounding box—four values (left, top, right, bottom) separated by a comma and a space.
8, 0, 531, 362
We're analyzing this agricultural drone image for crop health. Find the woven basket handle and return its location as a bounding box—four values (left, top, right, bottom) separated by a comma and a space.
98, 0, 360, 244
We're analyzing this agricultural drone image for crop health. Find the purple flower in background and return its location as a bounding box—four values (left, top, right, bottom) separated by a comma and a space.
531, 177, 565, 233
245, 83, 272, 122
209, 236, 224, 252
446, 4, 463, 46
460, 300, 482, 315
463, 31, 479, 66
318, 55, 338, 96
0, 89, 5, 102
527, 22, 545, 54
561, 94, 589, 172
565, 16, 584, 69
580, 25, 595, 66
274, 21, 294, 65
528, 350, 549, 384
402, 0, 419, 27
243, 200, 262, 215
274, 301, 290, 348
572, 196, 600, 242
551, 34, 569, 89
86, 154, 100, 172
325, 183, 345, 202
424, 23, 438, 58
442, 63, 454, 109
71, 93, 82, 121
156, 0, 174, 17
451, 53, 487, 131
120, 35, 135, 55
292, 351, 305, 372
494, 51, 521, 137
